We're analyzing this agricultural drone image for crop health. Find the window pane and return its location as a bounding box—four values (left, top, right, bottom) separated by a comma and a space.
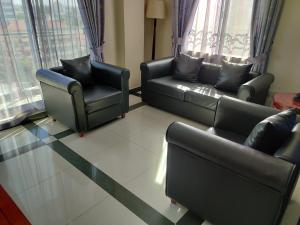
186, 0, 253, 59
0, 0, 88, 125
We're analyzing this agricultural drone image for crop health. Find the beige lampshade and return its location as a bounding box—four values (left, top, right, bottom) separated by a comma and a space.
146, 0, 166, 19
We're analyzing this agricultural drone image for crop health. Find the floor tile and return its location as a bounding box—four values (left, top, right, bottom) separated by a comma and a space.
12, 166, 108, 225
34, 117, 68, 135
0, 145, 71, 195
280, 178, 300, 225
125, 146, 187, 223
41, 136, 57, 144
70, 196, 147, 225
89, 138, 159, 185
60, 126, 126, 161
0, 125, 39, 154
105, 112, 158, 139
129, 94, 142, 106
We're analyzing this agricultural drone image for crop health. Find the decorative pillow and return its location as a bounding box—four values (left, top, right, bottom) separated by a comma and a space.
215, 60, 252, 93
244, 108, 297, 155
60, 55, 92, 87
173, 54, 204, 82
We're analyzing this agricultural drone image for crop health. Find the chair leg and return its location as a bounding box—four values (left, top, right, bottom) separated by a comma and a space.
171, 198, 177, 204
121, 113, 126, 118
79, 132, 84, 138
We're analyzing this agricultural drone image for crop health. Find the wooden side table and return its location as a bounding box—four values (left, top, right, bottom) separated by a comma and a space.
273, 92, 300, 112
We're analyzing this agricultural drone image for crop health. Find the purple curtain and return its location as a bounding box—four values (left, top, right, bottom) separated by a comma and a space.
250, 0, 283, 73
77, 0, 104, 62
172, 0, 199, 56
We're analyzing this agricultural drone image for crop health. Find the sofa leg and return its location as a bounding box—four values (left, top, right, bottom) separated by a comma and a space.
79, 132, 84, 138
121, 113, 126, 118
171, 198, 177, 204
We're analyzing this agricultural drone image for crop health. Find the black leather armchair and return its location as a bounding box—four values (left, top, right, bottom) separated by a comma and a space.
36, 61, 130, 135
166, 96, 300, 225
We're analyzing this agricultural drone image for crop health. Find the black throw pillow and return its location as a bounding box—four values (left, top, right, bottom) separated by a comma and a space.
244, 108, 297, 155
173, 54, 204, 82
215, 60, 252, 93
61, 55, 93, 87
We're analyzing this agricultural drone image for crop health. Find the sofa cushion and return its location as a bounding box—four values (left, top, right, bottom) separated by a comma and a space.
244, 108, 297, 155
207, 127, 247, 144
173, 54, 204, 82
60, 55, 93, 87
147, 76, 198, 100
83, 84, 122, 114
184, 85, 235, 110
215, 60, 252, 93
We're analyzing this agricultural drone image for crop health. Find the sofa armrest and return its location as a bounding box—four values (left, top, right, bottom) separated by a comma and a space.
140, 56, 174, 82
214, 96, 278, 136
166, 122, 297, 193
238, 73, 274, 104
275, 124, 300, 167
91, 61, 130, 112
36, 68, 87, 131
36, 69, 81, 94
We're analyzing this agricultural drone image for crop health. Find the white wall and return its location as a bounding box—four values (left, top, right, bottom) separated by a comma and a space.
104, 0, 144, 89
267, 0, 300, 93
144, 0, 172, 61
124, 0, 144, 88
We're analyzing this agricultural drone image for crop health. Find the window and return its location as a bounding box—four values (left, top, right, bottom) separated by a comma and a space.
0, 0, 88, 126
185, 0, 253, 59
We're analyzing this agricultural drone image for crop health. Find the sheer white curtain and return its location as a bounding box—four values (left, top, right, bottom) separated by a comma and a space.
0, 0, 88, 129
184, 0, 254, 61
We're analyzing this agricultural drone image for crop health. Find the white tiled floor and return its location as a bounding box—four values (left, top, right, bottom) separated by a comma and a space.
13, 166, 109, 225
0, 95, 300, 225
0, 126, 39, 154
34, 117, 69, 135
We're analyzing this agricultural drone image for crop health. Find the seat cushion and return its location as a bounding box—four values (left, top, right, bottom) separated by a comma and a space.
147, 76, 198, 100
83, 84, 122, 114
207, 127, 247, 144
184, 85, 235, 110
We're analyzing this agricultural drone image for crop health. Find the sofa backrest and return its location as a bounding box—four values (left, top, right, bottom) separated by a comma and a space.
275, 123, 300, 168
198, 63, 221, 85
198, 63, 260, 86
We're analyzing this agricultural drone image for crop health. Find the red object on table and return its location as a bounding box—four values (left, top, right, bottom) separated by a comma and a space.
0, 185, 31, 225
273, 92, 300, 111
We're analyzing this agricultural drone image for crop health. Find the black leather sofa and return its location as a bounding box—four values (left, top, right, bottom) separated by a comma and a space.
36, 61, 130, 135
166, 96, 300, 225
141, 57, 274, 126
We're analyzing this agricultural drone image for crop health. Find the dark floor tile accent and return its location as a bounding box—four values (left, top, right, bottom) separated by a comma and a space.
176, 211, 204, 225
132, 92, 142, 97
49, 140, 173, 225
129, 87, 141, 94
129, 102, 146, 111
0, 140, 45, 162
54, 129, 75, 139
23, 122, 49, 139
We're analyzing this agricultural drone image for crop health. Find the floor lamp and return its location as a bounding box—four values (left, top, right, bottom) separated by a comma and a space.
146, 0, 165, 60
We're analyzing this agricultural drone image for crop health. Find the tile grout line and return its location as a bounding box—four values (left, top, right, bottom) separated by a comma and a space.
48, 140, 174, 225
1, 99, 203, 224
21, 121, 175, 224
0, 100, 146, 163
